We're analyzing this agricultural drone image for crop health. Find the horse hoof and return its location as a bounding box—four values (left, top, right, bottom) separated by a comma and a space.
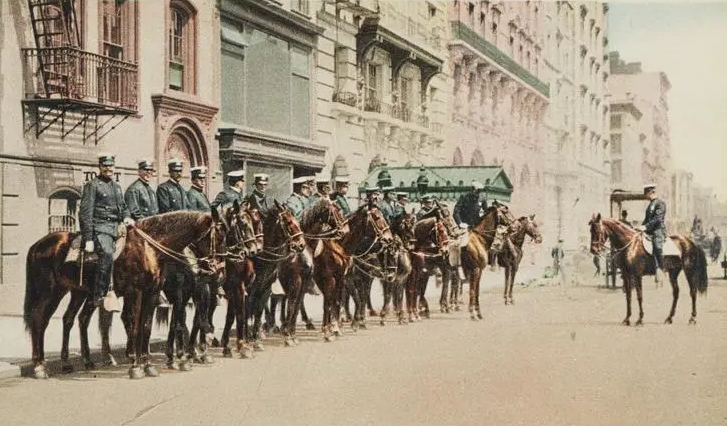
33, 365, 49, 379
360, 323, 368, 330
477, 313, 483, 320
635, 320, 643, 327
324, 335, 334, 342
129, 367, 144, 380
470, 315, 478, 321
179, 361, 192, 372
664, 317, 673, 324
166, 361, 178, 370
368, 310, 378, 317
144, 365, 160, 377
272, 326, 281, 335
211, 337, 220, 348
292, 338, 300, 346
84, 361, 96, 371
241, 348, 255, 359
284, 338, 294, 347
305, 322, 316, 331
380, 319, 386, 326
201, 354, 215, 364
253, 343, 265, 352
622, 319, 630, 326
455, 305, 461, 312
104, 354, 118, 367
62, 364, 74, 374
222, 348, 232, 358
688, 318, 697, 325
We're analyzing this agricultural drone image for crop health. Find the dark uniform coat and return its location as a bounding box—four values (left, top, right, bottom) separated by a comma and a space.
393, 202, 406, 219
415, 206, 434, 221
211, 187, 245, 209
453, 191, 481, 226
378, 198, 395, 224
330, 192, 351, 216
642, 198, 667, 238
246, 189, 270, 217
124, 178, 159, 220
157, 179, 190, 213
187, 186, 211, 212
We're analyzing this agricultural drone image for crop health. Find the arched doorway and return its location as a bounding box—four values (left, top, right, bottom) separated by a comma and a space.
48, 187, 81, 233
452, 147, 464, 166
163, 118, 208, 183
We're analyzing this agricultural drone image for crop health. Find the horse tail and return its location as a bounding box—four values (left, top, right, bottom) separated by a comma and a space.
155, 306, 170, 329
23, 242, 39, 332
690, 241, 709, 295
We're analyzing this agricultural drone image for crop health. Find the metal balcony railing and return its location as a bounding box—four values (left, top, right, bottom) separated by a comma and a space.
22, 47, 138, 112
48, 214, 76, 233
332, 90, 357, 107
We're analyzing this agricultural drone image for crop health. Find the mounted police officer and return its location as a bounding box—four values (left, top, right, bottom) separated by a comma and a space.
286, 176, 313, 220
157, 159, 190, 213
246, 173, 271, 217
187, 166, 211, 212
393, 192, 408, 218
125, 159, 158, 221
330, 176, 351, 216
453, 180, 484, 228
415, 194, 435, 221
80, 153, 134, 311
362, 187, 381, 207
302, 175, 317, 209
378, 186, 396, 224
635, 183, 668, 284
211, 170, 246, 209
311, 174, 331, 202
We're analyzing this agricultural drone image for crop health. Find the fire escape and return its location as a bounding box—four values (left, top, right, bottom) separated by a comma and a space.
21, 0, 138, 144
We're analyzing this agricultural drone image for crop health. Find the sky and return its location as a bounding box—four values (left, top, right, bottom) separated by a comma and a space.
608, 1, 727, 200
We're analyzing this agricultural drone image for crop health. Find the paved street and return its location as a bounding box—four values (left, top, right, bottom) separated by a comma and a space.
1, 266, 726, 426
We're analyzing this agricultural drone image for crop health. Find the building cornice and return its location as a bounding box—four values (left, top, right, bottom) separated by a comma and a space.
151, 93, 219, 121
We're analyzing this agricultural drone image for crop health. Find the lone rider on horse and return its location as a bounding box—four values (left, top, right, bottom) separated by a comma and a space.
635, 183, 668, 284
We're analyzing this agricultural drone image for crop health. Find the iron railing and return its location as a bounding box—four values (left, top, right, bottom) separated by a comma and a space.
48, 215, 76, 233
22, 46, 138, 112
332, 90, 357, 107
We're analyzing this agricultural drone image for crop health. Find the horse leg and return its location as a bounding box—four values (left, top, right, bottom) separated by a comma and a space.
61, 290, 86, 373
419, 273, 430, 319
503, 265, 510, 305
129, 289, 146, 379
380, 281, 391, 326
30, 287, 66, 379
300, 294, 316, 330
141, 291, 160, 377
689, 276, 698, 325
665, 269, 679, 324
121, 292, 136, 361
235, 284, 254, 359
365, 277, 377, 317
77, 295, 99, 370
97, 307, 117, 367
634, 276, 644, 326
622, 276, 632, 326
220, 288, 236, 358
439, 266, 449, 313
469, 268, 482, 321
449, 266, 459, 312
509, 264, 519, 306
165, 305, 178, 369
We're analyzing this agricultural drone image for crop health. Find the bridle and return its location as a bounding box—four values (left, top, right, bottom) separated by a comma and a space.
226, 208, 260, 260
256, 208, 304, 262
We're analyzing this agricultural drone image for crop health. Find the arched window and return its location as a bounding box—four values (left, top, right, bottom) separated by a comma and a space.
470, 149, 485, 166
169, 0, 197, 92
48, 188, 81, 233
452, 147, 464, 166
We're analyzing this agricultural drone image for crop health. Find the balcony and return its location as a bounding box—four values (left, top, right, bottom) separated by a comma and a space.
332, 90, 357, 107
22, 47, 138, 113
361, 95, 439, 134
324, 0, 379, 17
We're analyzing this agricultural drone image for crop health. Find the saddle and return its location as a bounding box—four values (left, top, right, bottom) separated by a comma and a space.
641, 234, 681, 257
64, 225, 128, 265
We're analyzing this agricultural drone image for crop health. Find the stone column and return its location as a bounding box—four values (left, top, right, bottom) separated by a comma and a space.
450, 49, 466, 114
502, 79, 518, 140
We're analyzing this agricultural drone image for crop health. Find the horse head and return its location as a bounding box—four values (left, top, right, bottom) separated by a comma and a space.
366, 206, 393, 245
301, 198, 350, 239
224, 200, 261, 259
588, 213, 607, 255
391, 211, 415, 250
197, 207, 230, 276
433, 199, 460, 238
520, 214, 543, 244
434, 220, 451, 257
267, 199, 306, 253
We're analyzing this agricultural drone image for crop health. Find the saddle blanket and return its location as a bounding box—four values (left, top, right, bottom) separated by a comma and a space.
643, 235, 681, 257
458, 232, 470, 248
64, 225, 127, 265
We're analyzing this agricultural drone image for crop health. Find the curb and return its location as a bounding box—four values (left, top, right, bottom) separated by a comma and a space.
4, 339, 167, 381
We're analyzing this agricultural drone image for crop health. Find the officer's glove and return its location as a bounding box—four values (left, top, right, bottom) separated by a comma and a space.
123, 217, 136, 227
635, 225, 646, 232
84, 241, 94, 253
459, 223, 469, 229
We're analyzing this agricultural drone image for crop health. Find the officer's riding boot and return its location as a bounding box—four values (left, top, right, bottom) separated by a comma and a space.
103, 290, 121, 313
157, 290, 171, 308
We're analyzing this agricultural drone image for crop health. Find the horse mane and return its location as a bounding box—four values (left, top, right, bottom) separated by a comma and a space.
300, 199, 331, 231
137, 210, 210, 236
414, 217, 437, 242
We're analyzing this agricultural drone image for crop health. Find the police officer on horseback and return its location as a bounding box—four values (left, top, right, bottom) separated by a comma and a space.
330, 176, 351, 216
246, 173, 271, 217
393, 192, 408, 218
286, 176, 313, 220
211, 170, 246, 209
187, 166, 211, 212
311, 174, 331, 202
125, 159, 159, 220
416, 194, 435, 221
635, 183, 668, 284
453, 180, 484, 228
157, 159, 190, 212
378, 186, 396, 224
80, 153, 134, 311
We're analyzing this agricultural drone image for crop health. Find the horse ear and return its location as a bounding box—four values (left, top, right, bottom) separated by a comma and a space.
233, 199, 241, 213
274, 199, 281, 210
211, 205, 221, 222
529, 214, 535, 221
595, 213, 601, 222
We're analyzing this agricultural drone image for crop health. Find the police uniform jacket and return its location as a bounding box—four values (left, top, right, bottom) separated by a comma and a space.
80, 176, 130, 241
453, 191, 481, 226
643, 198, 667, 238
246, 189, 270, 217
393, 202, 406, 219
330, 193, 351, 216
211, 187, 245, 209
187, 186, 211, 212
378, 199, 395, 223
285, 193, 307, 220
157, 179, 190, 213
124, 178, 158, 220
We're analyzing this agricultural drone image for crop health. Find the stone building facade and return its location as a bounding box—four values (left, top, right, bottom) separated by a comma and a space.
314, 0, 449, 199
671, 169, 694, 235
0, 0, 220, 287
608, 98, 643, 191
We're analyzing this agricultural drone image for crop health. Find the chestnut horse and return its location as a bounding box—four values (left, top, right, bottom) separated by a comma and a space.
408, 217, 451, 321
498, 215, 543, 305
23, 209, 229, 379
588, 214, 708, 325
461, 202, 515, 320
379, 211, 415, 325
277, 198, 349, 345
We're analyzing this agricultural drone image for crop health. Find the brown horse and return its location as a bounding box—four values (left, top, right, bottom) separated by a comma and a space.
588, 214, 708, 325
277, 198, 349, 345
498, 215, 543, 305
190, 202, 262, 361
408, 217, 450, 322
24, 209, 229, 379
379, 211, 415, 325
461, 202, 515, 321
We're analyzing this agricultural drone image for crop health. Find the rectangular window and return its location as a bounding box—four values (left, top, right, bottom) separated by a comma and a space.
610, 114, 622, 129
291, 0, 309, 15
220, 22, 311, 138
610, 133, 622, 154
169, 9, 185, 90
611, 160, 622, 183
